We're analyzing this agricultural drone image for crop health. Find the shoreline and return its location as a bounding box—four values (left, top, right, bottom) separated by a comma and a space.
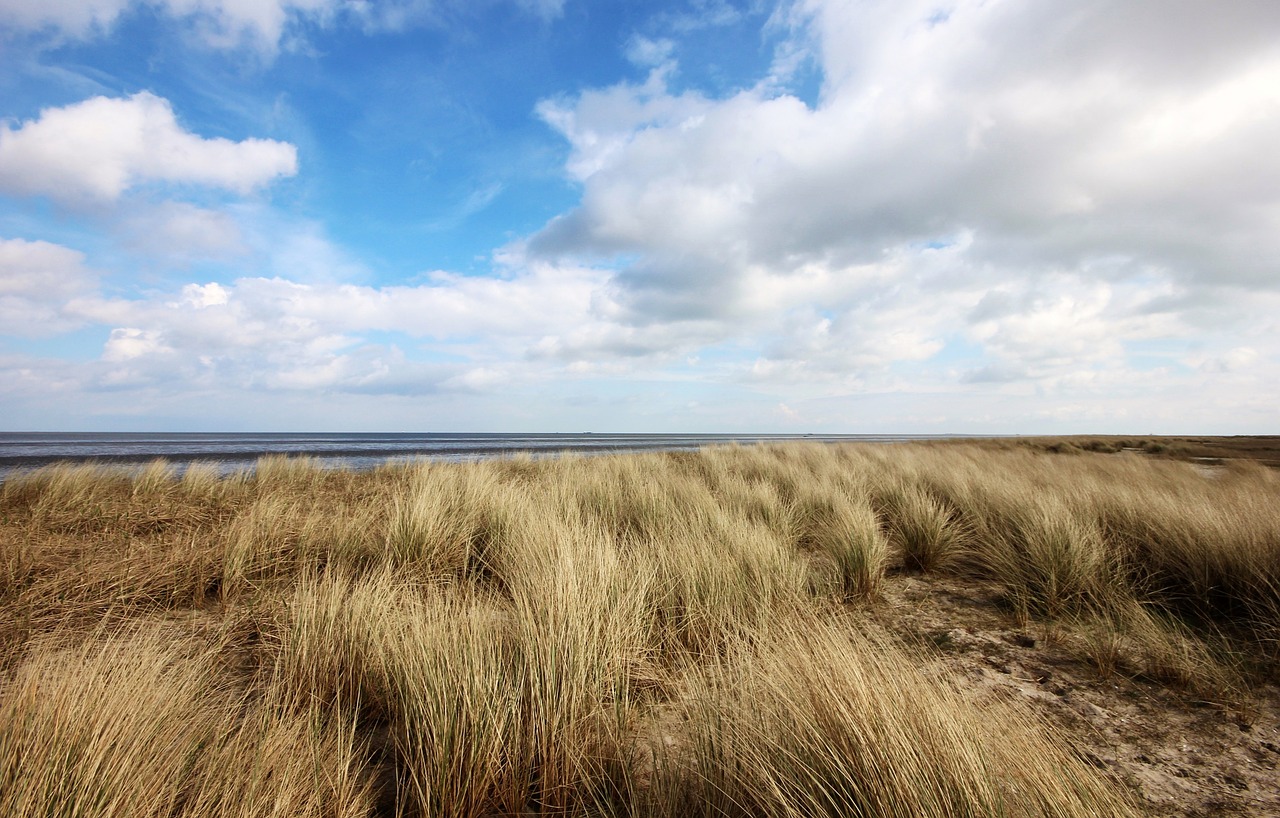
0, 431, 959, 475
3, 432, 1277, 479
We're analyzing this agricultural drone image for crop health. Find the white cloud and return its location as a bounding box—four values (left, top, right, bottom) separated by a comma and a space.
49, 255, 605, 395
0, 237, 98, 336
1187, 346, 1261, 375
967, 282, 1123, 372
4, 0, 1280, 431
177, 282, 231, 309
526, 0, 1280, 400
662, 0, 743, 33
535, 66, 709, 183
166, 0, 337, 50
118, 202, 246, 263
0, 0, 336, 51
1, 0, 567, 52
625, 36, 676, 68
103, 327, 169, 362
0, 92, 297, 204
0, 0, 134, 39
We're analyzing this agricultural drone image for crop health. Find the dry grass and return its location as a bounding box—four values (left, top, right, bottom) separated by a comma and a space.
4, 440, 1278, 816
0, 625, 373, 818
651, 614, 1135, 818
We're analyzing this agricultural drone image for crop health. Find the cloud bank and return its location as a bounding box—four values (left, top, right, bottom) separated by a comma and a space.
525, 0, 1280, 397
2, 0, 1278, 431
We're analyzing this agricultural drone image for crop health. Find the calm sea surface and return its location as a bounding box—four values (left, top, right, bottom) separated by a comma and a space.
0, 432, 950, 477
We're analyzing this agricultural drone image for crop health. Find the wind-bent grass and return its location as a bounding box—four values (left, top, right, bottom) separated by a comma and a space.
1074, 599, 1250, 704
972, 492, 1113, 620
0, 628, 217, 817
274, 567, 532, 816
2, 440, 1277, 816
495, 508, 651, 813
0, 625, 373, 818
650, 615, 1138, 818
1089, 463, 1280, 630
382, 462, 506, 575
795, 483, 887, 600
185, 698, 373, 818
877, 478, 965, 573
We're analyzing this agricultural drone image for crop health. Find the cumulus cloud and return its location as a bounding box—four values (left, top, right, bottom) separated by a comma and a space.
56, 257, 605, 395
529, 0, 1280, 393
0, 238, 99, 336
0, 92, 297, 204
4, 0, 1279, 431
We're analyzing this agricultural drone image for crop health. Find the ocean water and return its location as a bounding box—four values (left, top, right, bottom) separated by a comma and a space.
0, 432, 947, 477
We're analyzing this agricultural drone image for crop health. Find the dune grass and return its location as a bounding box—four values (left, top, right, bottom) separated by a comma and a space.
652, 614, 1133, 818
3, 440, 1277, 816
0, 624, 373, 818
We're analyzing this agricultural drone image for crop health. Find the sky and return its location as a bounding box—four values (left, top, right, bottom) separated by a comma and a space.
1, 0, 1277, 433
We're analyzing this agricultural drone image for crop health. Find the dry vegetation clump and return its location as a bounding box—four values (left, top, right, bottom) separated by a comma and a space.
0, 624, 374, 818
878, 445, 1279, 711
3, 440, 1278, 816
651, 615, 1134, 818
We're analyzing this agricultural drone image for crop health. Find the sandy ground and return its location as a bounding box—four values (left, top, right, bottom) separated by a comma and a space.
875, 574, 1280, 818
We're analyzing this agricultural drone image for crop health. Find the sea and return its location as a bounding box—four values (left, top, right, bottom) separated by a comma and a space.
0, 432, 948, 478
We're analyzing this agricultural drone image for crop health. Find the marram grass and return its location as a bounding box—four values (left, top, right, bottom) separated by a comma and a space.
3, 440, 1276, 816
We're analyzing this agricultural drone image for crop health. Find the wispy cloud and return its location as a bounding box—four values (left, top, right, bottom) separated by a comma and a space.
1, 0, 569, 54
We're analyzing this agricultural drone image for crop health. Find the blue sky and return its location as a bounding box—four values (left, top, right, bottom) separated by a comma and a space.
1, 0, 1278, 432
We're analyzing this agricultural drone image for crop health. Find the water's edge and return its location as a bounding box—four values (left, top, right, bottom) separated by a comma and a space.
0, 432, 958, 476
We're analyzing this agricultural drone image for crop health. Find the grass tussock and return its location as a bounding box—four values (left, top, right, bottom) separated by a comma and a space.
0, 625, 373, 818
652, 615, 1137, 818
877, 478, 965, 573
795, 485, 887, 600
3, 441, 1277, 816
